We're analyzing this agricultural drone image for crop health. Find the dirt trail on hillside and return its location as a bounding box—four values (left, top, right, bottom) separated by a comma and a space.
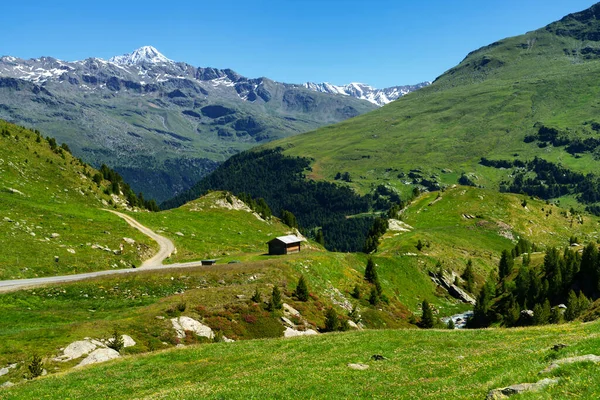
105, 210, 175, 267
0, 211, 201, 293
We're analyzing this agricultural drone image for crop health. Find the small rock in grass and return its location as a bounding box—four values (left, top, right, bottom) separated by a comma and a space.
347, 363, 369, 371
552, 343, 568, 351
487, 378, 558, 399
122, 335, 136, 348
1, 381, 14, 388
51, 233, 60, 238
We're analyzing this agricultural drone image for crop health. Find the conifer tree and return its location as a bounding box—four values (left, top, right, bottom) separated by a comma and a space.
251, 287, 261, 303
315, 229, 325, 246
267, 286, 282, 311
549, 306, 563, 324
447, 318, 455, 329
515, 264, 531, 307
294, 275, 309, 302
364, 258, 378, 284
498, 249, 514, 280
28, 354, 44, 379
420, 299, 435, 328
462, 260, 476, 293
351, 284, 361, 299
368, 287, 379, 306
324, 307, 339, 332
564, 290, 579, 321
577, 291, 590, 316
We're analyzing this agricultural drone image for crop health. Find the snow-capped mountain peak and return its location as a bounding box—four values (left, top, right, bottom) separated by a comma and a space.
303, 81, 430, 106
109, 46, 173, 65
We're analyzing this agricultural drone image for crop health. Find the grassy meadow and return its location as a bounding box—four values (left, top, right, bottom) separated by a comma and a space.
4, 321, 600, 399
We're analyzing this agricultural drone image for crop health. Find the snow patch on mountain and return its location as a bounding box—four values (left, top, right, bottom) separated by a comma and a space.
109, 46, 173, 66
303, 81, 430, 106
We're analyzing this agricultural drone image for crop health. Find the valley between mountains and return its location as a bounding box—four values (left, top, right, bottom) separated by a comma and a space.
3, 2, 600, 400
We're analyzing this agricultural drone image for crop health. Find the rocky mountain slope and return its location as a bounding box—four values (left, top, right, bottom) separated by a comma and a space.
303, 81, 430, 106
0, 46, 378, 201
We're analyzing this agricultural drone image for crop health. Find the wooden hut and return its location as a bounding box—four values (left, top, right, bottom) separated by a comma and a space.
267, 235, 302, 255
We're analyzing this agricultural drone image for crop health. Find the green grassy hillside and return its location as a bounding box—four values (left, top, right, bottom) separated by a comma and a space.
0, 121, 156, 279
5, 321, 600, 399
261, 3, 600, 210
129, 191, 297, 263
379, 186, 600, 273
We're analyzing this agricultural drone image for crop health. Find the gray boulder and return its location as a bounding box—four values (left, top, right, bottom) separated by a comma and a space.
487, 378, 559, 399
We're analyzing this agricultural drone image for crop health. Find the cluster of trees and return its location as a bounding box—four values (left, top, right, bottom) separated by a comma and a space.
481, 156, 600, 212
363, 258, 385, 305
236, 192, 272, 220
364, 218, 389, 253
94, 164, 159, 211
163, 148, 391, 252
524, 124, 600, 156
334, 171, 352, 182
469, 242, 598, 328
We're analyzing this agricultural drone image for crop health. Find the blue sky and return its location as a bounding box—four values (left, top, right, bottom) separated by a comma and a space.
1, 1, 596, 87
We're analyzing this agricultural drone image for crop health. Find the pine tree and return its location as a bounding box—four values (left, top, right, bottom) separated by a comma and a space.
294, 275, 309, 301
577, 291, 590, 316
28, 354, 44, 379
447, 318, 455, 329
549, 306, 563, 324
281, 210, 298, 228
470, 274, 495, 327
364, 258, 378, 284
267, 286, 282, 311
351, 284, 361, 299
315, 229, 325, 246
462, 260, 476, 293
250, 287, 261, 303
580, 242, 598, 293
564, 290, 579, 321
532, 303, 546, 325
420, 299, 435, 328
368, 287, 379, 306
348, 304, 361, 323
515, 264, 531, 307
498, 249, 514, 280
107, 329, 124, 353
324, 307, 339, 332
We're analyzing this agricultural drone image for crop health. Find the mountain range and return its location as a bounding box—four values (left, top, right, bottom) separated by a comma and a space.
0, 47, 414, 201
303, 81, 430, 106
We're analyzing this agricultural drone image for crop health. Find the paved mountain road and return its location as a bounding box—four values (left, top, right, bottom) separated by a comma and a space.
0, 210, 208, 293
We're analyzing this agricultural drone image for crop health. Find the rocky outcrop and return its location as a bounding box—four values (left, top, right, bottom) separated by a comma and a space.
55, 340, 97, 362
429, 270, 476, 305
76, 348, 120, 368
487, 378, 559, 399
54, 335, 135, 362
283, 327, 319, 338
540, 354, 600, 373
171, 316, 214, 339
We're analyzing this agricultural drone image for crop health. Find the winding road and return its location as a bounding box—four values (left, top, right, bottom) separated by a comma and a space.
0, 210, 209, 293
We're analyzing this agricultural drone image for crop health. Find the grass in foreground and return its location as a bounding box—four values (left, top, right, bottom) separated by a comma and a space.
5, 321, 600, 399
